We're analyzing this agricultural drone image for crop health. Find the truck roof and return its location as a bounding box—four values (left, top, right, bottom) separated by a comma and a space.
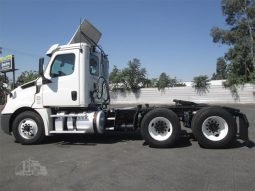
46, 43, 90, 56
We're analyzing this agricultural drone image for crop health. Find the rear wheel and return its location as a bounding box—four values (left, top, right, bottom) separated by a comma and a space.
191, 107, 237, 148
12, 111, 45, 144
141, 108, 180, 148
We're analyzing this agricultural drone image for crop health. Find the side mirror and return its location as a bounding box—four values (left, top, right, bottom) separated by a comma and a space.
39, 57, 44, 76
38, 57, 52, 84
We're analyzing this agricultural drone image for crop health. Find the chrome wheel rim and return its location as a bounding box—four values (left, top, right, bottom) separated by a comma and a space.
148, 117, 173, 141
202, 116, 228, 141
18, 118, 38, 139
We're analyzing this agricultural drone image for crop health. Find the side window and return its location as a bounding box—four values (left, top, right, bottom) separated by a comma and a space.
89, 55, 99, 76
102, 59, 109, 78
50, 54, 75, 78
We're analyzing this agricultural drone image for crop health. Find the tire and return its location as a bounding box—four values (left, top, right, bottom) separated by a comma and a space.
141, 108, 181, 148
12, 111, 45, 144
191, 107, 237, 149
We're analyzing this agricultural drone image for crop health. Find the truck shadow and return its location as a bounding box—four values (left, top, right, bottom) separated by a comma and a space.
226, 140, 255, 149
43, 131, 192, 148
42, 131, 253, 149
44, 132, 143, 146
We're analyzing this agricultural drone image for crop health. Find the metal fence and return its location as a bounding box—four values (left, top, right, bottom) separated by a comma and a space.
110, 84, 255, 104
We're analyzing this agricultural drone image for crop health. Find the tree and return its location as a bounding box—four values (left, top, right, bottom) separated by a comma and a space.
16, 70, 39, 86
0, 74, 8, 84
169, 77, 186, 87
148, 78, 158, 88
156, 73, 186, 90
121, 58, 147, 91
109, 65, 122, 90
211, 57, 227, 80
108, 59, 147, 91
192, 75, 210, 94
211, 0, 255, 85
157, 72, 170, 90
174, 81, 186, 87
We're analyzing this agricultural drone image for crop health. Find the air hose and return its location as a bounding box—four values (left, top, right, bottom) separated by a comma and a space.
96, 76, 110, 104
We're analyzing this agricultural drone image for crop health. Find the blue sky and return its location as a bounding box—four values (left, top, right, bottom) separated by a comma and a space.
0, 0, 228, 81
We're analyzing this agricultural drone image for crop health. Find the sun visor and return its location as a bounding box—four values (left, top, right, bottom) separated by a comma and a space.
68, 19, 102, 45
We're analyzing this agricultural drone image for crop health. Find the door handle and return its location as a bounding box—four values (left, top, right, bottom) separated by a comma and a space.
71, 91, 77, 101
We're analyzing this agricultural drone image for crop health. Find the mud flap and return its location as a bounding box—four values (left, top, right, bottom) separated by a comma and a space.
238, 114, 249, 141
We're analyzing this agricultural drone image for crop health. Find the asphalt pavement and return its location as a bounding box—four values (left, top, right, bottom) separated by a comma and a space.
0, 104, 254, 191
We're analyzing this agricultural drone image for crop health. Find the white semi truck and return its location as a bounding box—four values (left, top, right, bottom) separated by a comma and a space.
0, 20, 249, 148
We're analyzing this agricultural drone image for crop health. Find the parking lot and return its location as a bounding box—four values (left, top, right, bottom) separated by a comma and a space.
0, 104, 254, 191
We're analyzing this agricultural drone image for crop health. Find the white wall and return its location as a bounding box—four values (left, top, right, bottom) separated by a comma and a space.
110, 84, 255, 104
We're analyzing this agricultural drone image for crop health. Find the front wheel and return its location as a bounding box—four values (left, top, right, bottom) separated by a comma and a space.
12, 111, 45, 144
191, 107, 237, 148
141, 108, 181, 148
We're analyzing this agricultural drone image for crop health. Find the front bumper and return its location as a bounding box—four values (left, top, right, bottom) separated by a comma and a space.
0, 113, 11, 135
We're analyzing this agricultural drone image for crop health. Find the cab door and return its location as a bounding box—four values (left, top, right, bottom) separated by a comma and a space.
42, 50, 80, 107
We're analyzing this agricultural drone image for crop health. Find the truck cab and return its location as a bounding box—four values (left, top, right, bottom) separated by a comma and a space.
1, 20, 110, 143
39, 42, 109, 108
